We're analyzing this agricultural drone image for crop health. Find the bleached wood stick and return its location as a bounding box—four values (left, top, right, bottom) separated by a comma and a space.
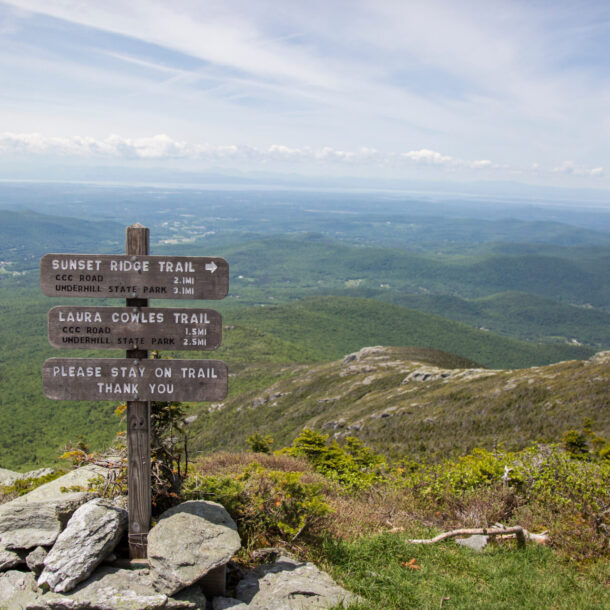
407, 526, 549, 548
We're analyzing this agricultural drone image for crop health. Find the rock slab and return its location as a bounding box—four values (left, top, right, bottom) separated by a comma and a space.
41, 567, 208, 609
148, 500, 241, 596
6, 464, 101, 507
0, 501, 82, 550
0, 546, 24, 570
0, 567, 207, 609
0, 569, 38, 607
235, 554, 357, 609
26, 545, 48, 575
0, 465, 103, 551
38, 498, 127, 593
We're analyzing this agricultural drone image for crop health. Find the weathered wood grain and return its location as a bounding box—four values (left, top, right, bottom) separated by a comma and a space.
126, 224, 150, 559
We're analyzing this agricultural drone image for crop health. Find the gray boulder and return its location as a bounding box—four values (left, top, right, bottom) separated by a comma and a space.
38, 498, 127, 593
235, 554, 357, 609
34, 567, 207, 609
148, 500, 241, 596
0, 499, 86, 550
0, 465, 103, 550
26, 545, 48, 575
0, 569, 39, 608
0, 546, 24, 570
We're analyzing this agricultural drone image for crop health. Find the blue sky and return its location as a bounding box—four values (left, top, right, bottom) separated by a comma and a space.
1, 0, 609, 190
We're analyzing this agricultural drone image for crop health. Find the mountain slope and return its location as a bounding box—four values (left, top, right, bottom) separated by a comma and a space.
188, 347, 610, 460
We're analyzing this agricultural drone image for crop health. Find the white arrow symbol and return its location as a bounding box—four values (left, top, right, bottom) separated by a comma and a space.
205, 261, 217, 273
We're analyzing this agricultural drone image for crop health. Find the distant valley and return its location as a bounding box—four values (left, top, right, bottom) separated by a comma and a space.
0, 183, 609, 470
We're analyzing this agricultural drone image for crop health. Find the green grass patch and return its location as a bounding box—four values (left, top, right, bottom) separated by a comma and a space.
321, 532, 609, 609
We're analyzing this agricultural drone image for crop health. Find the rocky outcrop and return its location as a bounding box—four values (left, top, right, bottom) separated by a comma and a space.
44, 566, 208, 609
0, 566, 207, 609
233, 553, 358, 609
0, 467, 55, 486
0, 475, 358, 609
7, 464, 102, 507
38, 498, 127, 592
402, 365, 494, 384
342, 346, 386, 364
0, 465, 103, 552
148, 500, 241, 596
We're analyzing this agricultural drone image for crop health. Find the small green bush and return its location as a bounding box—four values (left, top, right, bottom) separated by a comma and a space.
183, 462, 332, 547
561, 429, 589, 458
246, 432, 274, 454
281, 428, 387, 491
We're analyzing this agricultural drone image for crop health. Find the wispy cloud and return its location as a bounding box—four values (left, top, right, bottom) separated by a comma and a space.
552, 161, 605, 178
1, 131, 603, 179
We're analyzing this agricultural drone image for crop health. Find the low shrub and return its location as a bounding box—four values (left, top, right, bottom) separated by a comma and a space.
280, 428, 388, 491
183, 462, 332, 548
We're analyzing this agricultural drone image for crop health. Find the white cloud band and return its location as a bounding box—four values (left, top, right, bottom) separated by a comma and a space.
0, 132, 603, 178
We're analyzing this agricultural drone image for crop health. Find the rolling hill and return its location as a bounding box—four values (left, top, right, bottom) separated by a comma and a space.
0, 210, 124, 266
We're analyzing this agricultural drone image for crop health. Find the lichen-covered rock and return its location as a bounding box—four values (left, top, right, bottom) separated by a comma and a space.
148, 500, 241, 596
402, 366, 452, 383
38, 498, 127, 593
235, 554, 358, 609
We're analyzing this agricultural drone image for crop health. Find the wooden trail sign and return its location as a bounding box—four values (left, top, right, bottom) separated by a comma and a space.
42, 358, 228, 402
40, 223, 230, 559
48, 306, 222, 350
40, 253, 229, 300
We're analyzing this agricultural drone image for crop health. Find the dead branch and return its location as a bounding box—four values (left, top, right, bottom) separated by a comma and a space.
407, 526, 548, 548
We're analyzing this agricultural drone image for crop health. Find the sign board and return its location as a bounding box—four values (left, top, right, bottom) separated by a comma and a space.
43, 358, 228, 402
40, 254, 229, 300
48, 306, 222, 350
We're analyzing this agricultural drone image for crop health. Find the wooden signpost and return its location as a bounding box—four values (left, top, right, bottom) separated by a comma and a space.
40, 224, 229, 558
